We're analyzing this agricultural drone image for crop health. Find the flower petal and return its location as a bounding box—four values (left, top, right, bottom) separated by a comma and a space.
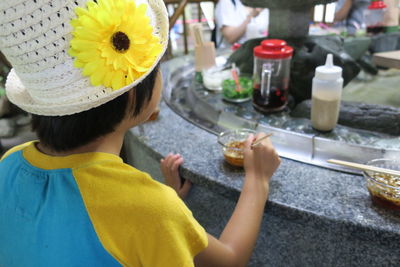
69, 0, 163, 90
103, 71, 114, 87
70, 39, 98, 50
90, 66, 108, 86
83, 59, 102, 76
111, 70, 125, 90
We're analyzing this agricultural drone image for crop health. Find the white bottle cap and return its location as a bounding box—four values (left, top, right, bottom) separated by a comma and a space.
315, 54, 342, 80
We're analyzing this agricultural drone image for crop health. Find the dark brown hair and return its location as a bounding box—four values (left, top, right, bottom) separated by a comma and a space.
31, 66, 159, 151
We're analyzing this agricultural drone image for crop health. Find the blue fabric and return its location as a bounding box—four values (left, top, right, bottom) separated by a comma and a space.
0, 151, 121, 267
335, 0, 370, 35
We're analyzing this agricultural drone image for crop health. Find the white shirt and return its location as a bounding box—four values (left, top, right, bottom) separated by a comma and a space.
215, 0, 269, 48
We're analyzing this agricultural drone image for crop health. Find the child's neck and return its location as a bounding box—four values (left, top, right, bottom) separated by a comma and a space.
37, 129, 125, 157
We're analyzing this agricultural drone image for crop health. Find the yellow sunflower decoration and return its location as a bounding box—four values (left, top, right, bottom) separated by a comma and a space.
69, 0, 163, 90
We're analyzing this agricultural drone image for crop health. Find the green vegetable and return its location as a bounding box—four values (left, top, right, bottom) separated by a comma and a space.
222, 77, 253, 99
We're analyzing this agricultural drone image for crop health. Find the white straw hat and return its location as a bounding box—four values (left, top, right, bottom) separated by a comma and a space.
0, 0, 168, 116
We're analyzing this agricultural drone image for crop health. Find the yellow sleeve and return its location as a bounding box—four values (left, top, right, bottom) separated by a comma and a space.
73, 162, 208, 267
136, 186, 208, 267
1, 141, 35, 161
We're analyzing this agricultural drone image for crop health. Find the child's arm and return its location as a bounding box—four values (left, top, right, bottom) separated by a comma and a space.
195, 133, 279, 267
220, 8, 261, 45
162, 133, 280, 267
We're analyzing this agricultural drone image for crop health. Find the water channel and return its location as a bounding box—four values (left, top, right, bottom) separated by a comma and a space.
162, 53, 400, 174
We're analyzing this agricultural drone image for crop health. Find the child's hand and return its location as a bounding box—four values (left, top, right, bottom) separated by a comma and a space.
243, 133, 281, 190
160, 153, 192, 199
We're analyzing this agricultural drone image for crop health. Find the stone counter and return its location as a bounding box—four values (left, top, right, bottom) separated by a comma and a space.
124, 98, 400, 266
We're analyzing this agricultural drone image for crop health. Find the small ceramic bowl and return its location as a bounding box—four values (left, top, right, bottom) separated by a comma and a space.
202, 66, 232, 91
363, 159, 400, 210
218, 129, 255, 167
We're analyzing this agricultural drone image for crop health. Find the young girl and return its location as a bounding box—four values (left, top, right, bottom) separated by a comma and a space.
0, 0, 280, 266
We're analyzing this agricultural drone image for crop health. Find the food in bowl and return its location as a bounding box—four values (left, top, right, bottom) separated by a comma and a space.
222, 77, 253, 102
364, 159, 400, 210
202, 66, 231, 91
223, 140, 245, 167
218, 129, 255, 167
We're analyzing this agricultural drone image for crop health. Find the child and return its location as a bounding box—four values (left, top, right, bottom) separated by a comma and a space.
0, 0, 280, 266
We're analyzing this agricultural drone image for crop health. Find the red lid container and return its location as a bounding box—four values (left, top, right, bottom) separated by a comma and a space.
231, 43, 241, 51
368, 0, 387, 9
253, 39, 293, 60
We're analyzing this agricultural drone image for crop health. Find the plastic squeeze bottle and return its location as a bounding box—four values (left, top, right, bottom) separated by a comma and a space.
311, 54, 343, 132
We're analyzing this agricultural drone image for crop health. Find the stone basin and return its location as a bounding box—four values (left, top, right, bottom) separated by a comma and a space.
120, 55, 400, 266
241, 0, 337, 38
242, 0, 335, 9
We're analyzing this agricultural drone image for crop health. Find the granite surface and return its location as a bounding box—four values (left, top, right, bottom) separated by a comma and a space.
130, 99, 400, 235
126, 125, 400, 266
122, 54, 400, 265
127, 99, 400, 265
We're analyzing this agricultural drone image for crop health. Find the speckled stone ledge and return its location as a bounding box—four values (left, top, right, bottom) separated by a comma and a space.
127, 100, 400, 265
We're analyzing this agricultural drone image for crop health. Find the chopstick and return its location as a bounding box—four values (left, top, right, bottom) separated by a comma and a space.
327, 159, 400, 177
231, 63, 242, 92
251, 133, 273, 148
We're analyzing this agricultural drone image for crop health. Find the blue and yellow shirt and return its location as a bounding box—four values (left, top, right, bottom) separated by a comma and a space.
0, 142, 208, 266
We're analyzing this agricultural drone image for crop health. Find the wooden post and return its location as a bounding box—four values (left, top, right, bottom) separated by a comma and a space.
182, 7, 188, 54
0, 52, 10, 69
0, 51, 11, 84
169, 0, 189, 31
197, 2, 202, 23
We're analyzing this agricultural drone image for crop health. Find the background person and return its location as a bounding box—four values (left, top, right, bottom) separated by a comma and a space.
334, 0, 370, 35
214, 0, 269, 48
